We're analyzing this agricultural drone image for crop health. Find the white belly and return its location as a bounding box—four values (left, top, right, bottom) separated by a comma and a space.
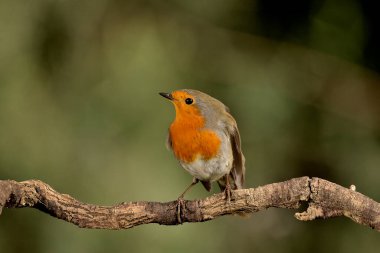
179, 136, 233, 182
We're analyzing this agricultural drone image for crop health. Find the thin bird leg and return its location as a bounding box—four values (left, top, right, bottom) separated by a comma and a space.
177, 177, 199, 223
178, 177, 199, 199
224, 174, 231, 203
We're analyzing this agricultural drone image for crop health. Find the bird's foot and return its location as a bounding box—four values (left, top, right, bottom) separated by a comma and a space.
176, 197, 185, 224
224, 184, 232, 203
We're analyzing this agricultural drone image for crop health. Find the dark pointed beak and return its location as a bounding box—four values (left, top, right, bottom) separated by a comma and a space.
159, 92, 173, 100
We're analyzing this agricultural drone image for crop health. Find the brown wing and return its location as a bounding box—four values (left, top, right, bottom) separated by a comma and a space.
229, 126, 245, 189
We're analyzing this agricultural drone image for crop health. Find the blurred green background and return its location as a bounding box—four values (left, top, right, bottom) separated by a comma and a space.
1, 0, 380, 252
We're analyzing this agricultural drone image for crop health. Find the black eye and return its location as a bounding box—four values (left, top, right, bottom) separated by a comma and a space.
185, 98, 193, 105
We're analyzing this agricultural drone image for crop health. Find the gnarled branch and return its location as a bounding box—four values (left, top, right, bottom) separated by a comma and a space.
0, 177, 379, 231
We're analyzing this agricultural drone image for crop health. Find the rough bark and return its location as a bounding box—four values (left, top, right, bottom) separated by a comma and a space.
0, 177, 379, 231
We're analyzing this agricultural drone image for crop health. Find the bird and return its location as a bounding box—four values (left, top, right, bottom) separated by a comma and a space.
159, 89, 245, 222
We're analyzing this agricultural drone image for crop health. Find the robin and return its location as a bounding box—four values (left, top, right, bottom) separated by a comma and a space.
159, 89, 245, 222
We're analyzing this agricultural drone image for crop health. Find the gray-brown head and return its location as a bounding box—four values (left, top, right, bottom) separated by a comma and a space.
159, 89, 232, 129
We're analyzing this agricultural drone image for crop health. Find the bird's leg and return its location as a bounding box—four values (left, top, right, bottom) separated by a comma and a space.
178, 177, 199, 199
224, 175, 232, 203
177, 177, 199, 223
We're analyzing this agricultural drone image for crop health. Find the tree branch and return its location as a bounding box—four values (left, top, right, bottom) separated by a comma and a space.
0, 177, 379, 231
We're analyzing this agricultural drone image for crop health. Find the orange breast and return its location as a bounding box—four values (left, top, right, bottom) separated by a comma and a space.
169, 112, 221, 163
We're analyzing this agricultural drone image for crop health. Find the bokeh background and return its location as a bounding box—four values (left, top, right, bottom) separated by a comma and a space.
1, 0, 380, 252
